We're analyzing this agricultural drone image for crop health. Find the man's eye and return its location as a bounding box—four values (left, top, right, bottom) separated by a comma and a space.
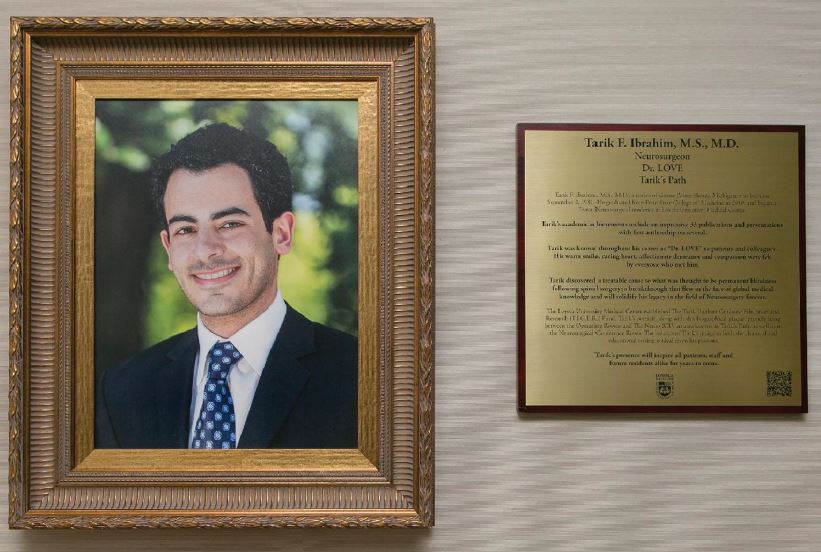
221, 221, 244, 229
174, 226, 195, 236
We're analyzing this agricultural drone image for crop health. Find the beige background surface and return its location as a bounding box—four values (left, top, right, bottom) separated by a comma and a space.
2, 1, 820, 550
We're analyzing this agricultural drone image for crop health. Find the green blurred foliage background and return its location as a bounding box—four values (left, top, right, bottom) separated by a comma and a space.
95, 100, 358, 379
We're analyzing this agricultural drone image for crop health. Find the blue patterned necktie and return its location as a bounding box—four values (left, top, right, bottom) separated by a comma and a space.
191, 341, 242, 449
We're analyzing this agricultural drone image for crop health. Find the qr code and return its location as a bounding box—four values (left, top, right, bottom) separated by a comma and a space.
767, 371, 792, 397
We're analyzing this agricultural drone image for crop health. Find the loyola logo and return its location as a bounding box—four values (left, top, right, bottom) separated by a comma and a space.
656, 374, 674, 399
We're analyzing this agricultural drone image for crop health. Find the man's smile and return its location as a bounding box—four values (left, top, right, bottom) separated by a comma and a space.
192, 266, 240, 284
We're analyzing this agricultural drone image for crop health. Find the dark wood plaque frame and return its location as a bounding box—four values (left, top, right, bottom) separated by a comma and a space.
517, 123, 807, 413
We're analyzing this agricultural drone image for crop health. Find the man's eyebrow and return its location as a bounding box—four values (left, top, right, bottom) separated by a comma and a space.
211, 207, 251, 220
167, 208, 251, 226
167, 214, 197, 226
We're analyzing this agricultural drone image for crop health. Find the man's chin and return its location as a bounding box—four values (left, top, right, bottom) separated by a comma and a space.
184, 293, 241, 318
196, 302, 243, 318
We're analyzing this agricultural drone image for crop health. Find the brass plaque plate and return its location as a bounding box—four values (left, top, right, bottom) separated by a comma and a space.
517, 124, 806, 412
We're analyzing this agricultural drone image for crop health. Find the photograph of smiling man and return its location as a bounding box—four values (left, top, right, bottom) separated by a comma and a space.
95, 106, 358, 450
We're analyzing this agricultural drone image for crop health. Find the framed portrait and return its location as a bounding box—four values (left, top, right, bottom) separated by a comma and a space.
9, 16, 435, 528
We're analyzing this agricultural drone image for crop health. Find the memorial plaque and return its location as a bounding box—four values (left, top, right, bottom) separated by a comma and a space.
517, 124, 806, 412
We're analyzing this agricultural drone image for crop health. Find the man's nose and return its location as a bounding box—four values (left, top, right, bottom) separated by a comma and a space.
194, 228, 226, 261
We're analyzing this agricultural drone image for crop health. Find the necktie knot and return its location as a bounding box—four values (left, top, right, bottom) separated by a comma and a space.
206, 341, 243, 381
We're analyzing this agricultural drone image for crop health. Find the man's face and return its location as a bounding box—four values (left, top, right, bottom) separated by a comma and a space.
160, 163, 293, 336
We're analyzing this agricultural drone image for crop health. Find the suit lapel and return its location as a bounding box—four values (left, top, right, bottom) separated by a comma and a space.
238, 306, 313, 449
153, 329, 198, 448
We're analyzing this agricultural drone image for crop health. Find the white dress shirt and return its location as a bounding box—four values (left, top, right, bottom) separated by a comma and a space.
187, 291, 287, 447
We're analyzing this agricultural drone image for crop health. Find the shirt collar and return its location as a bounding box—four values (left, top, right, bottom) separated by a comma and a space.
196, 290, 287, 383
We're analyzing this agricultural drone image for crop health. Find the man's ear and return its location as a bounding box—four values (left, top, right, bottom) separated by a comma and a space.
160, 229, 173, 271
272, 212, 295, 256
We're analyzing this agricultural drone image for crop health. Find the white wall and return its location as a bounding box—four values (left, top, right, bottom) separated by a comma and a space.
2, 1, 819, 550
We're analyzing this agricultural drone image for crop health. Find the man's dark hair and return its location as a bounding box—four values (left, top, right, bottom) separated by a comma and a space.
151, 123, 292, 232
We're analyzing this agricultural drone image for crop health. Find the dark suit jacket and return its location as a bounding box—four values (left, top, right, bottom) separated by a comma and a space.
95, 306, 357, 449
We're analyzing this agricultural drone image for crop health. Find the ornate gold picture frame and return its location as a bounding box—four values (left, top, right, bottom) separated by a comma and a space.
9, 16, 434, 528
